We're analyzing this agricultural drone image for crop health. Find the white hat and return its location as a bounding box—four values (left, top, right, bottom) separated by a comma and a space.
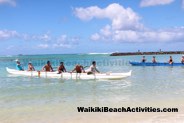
15, 59, 19, 62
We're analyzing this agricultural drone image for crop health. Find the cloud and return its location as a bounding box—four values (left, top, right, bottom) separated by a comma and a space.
0, 29, 80, 50
32, 33, 52, 42
52, 35, 80, 48
140, 0, 174, 7
75, 3, 184, 43
111, 28, 184, 43
0, 0, 16, 7
182, 0, 184, 9
74, 3, 144, 31
90, 26, 184, 43
36, 35, 80, 49
0, 30, 18, 40
6, 45, 15, 50
37, 44, 49, 49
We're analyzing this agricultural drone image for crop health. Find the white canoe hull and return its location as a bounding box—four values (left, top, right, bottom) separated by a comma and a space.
6, 67, 131, 80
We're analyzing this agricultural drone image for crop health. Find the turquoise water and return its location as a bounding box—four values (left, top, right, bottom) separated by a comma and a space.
0, 54, 184, 122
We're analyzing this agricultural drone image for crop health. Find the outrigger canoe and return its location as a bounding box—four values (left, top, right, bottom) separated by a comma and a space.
129, 61, 184, 66
6, 67, 131, 80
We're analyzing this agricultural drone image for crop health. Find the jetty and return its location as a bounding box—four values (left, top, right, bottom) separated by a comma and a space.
110, 51, 184, 56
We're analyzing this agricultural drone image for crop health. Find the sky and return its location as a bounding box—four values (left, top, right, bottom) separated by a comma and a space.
0, 0, 184, 55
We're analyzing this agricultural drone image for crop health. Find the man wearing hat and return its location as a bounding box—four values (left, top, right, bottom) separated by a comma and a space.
15, 59, 24, 71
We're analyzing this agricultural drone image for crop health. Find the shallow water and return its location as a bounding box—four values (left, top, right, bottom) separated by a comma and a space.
0, 54, 184, 122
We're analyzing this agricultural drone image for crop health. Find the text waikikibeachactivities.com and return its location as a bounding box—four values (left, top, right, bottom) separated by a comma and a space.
77, 107, 178, 113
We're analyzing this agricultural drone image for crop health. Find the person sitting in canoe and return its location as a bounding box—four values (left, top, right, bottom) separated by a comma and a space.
152, 56, 156, 63
57, 62, 66, 74
71, 64, 85, 73
141, 56, 146, 63
181, 55, 184, 64
169, 56, 173, 64
42, 61, 54, 72
16, 60, 24, 71
86, 61, 100, 74
28, 62, 35, 71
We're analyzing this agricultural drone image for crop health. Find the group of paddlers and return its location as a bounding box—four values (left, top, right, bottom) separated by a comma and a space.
141, 55, 184, 64
15, 60, 100, 74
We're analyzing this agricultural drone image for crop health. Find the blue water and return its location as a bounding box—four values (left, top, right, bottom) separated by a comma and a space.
0, 54, 184, 122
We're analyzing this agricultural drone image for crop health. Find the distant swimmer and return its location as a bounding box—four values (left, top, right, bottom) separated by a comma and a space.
42, 61, 54, 72
152, 56, 156, 63
57, 62, 66, 74
16, 59, 24, 71
71, 64, 85, 73
181, 55, 184, 64
169, 56, 173, 64
28, 62, 35, 71
86, 61, 100, 74
141, 56, 146, 63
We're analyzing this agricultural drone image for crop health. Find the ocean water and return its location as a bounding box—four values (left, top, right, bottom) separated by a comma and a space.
0, 54, 184, 123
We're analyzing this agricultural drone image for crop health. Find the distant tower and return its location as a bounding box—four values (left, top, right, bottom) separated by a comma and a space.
159, 49, 161, 52
138, 50, 140, 52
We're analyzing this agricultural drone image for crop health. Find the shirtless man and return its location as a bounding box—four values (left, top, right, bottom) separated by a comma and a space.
71, 64, 85, 73
42, 61, 54, 72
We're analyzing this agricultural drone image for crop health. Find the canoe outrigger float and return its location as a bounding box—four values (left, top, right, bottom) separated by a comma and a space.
129, 61, 184, 66
6, 67, 132, 80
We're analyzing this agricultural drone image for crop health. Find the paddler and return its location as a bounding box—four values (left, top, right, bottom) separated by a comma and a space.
28, 62, 35, 71
57, 62, 66, 74
71, 64, 85, 73
181, 55, 184, 64
16, 59, 24, 71
42, 61, 54, 72
168, 56, 173, 64
86, 61, 100, 74
141, 56, 146, 63
152, 56, 156, 63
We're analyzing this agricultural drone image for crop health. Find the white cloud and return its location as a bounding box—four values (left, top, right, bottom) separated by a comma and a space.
52, 35, 80, 48
90, 33, 101, 41
91, 27, 184, 43
0, 0, 16, 7
52, 44, 71, 48
140, 0, 174, 7
6, 45, 15, 50
74, 3, 144, 31
74, 3, 184, 43
0, 30, 18, 40
37, 44, 49, 49
31, 33, 51, 42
